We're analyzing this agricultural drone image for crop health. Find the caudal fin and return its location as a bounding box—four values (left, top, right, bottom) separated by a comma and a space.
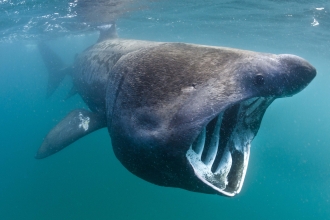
38, 42, 71, 98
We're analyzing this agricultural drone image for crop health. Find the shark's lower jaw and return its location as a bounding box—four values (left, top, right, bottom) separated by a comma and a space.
186, 97, 275, 196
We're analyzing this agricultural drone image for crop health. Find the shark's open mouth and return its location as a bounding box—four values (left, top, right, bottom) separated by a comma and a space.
186, 97, 275, 196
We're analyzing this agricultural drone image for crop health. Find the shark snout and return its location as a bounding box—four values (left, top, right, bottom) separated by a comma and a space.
278, 54, 316, 96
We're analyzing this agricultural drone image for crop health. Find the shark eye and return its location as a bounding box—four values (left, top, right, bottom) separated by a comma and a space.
254, 74, 265, 86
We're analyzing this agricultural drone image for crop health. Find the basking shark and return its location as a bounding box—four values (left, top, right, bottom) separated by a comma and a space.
36, 25, 316, 196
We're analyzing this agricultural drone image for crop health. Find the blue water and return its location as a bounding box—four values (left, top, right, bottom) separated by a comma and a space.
1, 0, 330, 219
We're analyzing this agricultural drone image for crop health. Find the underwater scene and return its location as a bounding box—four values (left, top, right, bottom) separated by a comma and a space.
1, 0, 330, 219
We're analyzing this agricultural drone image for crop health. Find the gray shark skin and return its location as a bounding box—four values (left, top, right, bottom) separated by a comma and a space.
36, 30, 316, 196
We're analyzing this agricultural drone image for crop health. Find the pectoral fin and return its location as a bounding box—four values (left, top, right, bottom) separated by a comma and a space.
35, 109, 106, 159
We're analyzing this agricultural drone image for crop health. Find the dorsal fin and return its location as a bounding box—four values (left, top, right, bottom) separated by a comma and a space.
97, 23, 118, 43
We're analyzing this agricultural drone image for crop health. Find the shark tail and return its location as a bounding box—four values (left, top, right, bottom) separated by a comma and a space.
38, 42, 72, 98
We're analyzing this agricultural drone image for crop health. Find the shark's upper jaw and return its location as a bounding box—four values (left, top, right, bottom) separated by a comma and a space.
186, 97, 275, 196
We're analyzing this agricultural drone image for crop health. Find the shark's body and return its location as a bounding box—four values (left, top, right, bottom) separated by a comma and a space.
36, 26, 316, 196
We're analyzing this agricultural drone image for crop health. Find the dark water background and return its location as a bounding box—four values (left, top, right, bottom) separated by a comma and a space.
1, 0, 330, 219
